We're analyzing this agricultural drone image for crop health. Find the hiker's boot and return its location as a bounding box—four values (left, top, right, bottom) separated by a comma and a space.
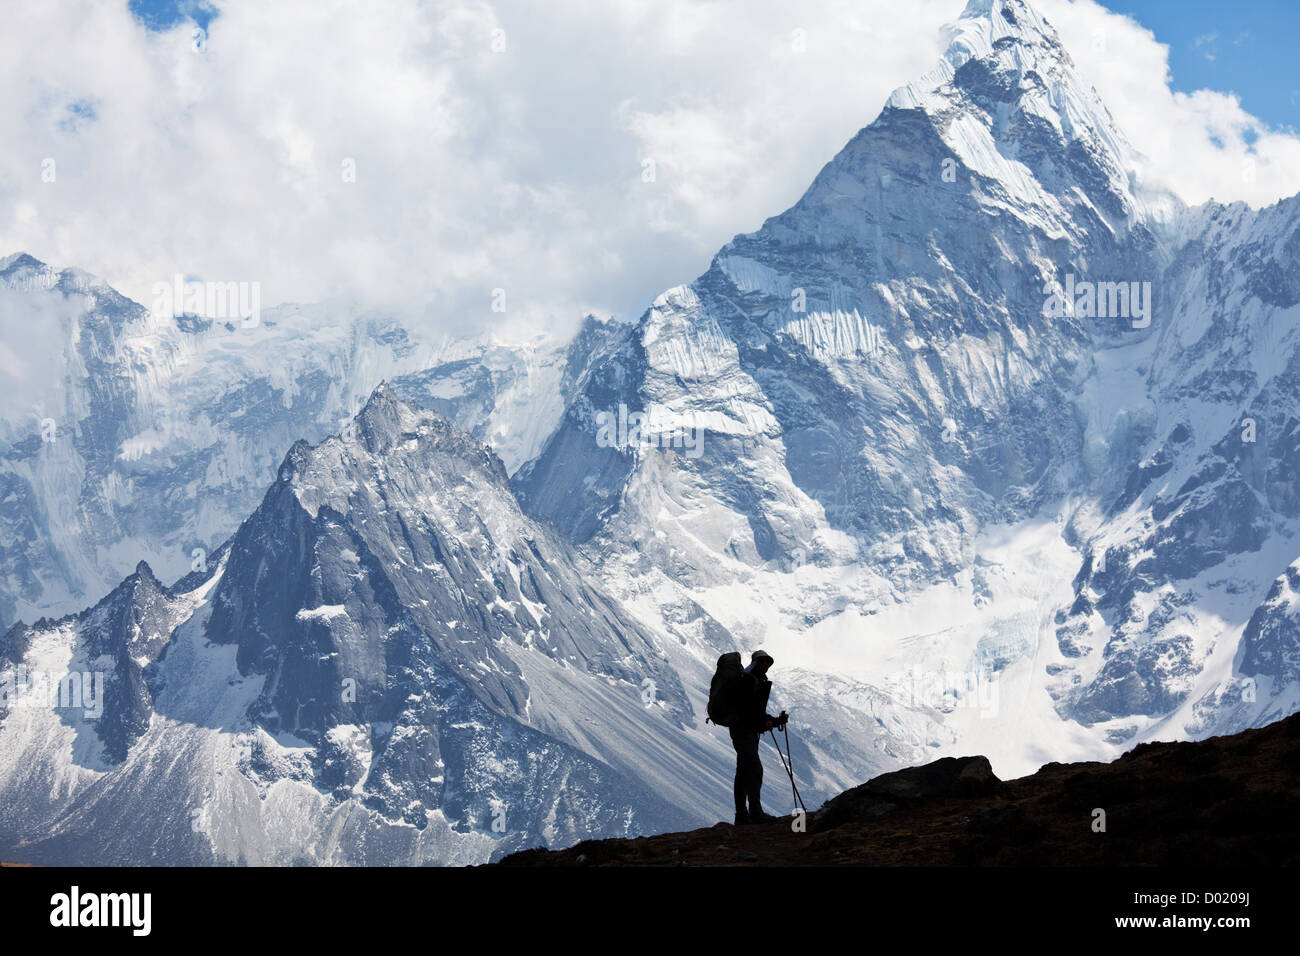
747, 808, 781, 824
733, 809, 750, 826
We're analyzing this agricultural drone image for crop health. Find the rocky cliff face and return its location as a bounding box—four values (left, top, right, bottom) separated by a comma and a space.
0, 389, 734, 864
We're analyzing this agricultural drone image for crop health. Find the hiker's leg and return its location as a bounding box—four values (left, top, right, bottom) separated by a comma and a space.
728, 728, 748, 817
737, 731, 763, 815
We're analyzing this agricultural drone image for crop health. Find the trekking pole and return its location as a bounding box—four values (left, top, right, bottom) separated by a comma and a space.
767, 725, 807, 815
783, 723, 798, 798
784, 722, 808, 815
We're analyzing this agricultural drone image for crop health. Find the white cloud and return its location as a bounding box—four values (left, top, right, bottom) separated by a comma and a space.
1, 0, 1297, 341
1038, 0, 1300, 209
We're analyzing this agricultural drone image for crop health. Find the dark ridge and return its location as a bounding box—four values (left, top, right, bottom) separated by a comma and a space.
497, 713, 1300, 866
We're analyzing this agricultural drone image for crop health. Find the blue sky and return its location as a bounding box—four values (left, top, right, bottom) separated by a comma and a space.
1107, 0, 1299, 133
127, 0, 217, 32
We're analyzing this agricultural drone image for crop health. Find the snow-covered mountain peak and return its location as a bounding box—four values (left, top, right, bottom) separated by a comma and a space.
517, 0, 1299, 784
316, 382, 511, 488
879, 0, 1170, 232
891, 0, 1084, 111
0, 251, 47, 277
353, 380, 444, 449
891, 1, 1061, 110
0, 251, 133, 309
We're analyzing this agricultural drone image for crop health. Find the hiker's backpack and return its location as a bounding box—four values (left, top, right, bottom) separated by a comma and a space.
706, 652, 744, 727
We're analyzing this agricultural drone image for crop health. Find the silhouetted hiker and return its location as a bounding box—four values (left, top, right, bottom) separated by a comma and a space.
725, 650, 786, 825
